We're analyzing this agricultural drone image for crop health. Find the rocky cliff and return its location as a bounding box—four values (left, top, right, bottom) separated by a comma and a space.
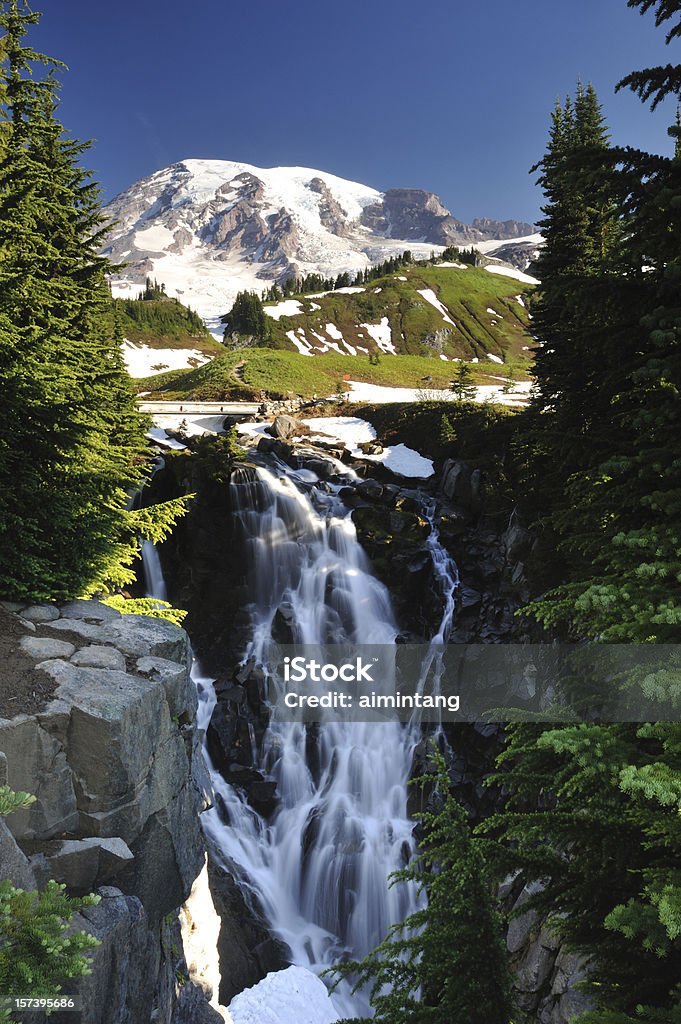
0, 600, 222, 1024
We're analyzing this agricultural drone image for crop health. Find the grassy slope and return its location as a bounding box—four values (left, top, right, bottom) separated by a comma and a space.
135, 265, 535, 401
135, 346, 528, 401
264, 264, 533, 374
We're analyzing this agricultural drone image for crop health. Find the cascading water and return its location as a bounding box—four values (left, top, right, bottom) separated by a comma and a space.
141, 538, 168, 602
195, 457, 458, 1017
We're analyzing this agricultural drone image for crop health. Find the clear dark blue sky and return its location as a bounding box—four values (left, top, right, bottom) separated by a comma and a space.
35, 0, 679, 223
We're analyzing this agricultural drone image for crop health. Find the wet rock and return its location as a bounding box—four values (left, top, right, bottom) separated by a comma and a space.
356, 478, 383, 501
458, 585, 482, 610
205, 703, 237, 774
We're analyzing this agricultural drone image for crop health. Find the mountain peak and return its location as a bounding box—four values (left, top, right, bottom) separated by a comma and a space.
103, 159, 535, 333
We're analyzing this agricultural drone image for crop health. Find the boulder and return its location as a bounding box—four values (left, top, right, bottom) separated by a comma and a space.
440, 459, 481, 509
20, 636, 76, 661
269, 414, 300, 440
58, 600, 122, 623
21, 605, 60, 623
356, 479, 383, 501
71, 646, 126, 671
48, 614, 189, 664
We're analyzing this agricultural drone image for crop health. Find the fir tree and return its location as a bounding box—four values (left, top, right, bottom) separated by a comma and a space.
0, 788, 100, 1017
492, 11, 681, 1024
221, 290, 269, 342
0, 1, 185, 600
449, 363, 476, 402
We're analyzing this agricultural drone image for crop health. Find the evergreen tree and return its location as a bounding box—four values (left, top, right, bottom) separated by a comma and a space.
0, 1, 184, 600
221, 290, 269, 342
491, 11, 681, 1024
0, 788, 100, 1018
449, 363, 476, 402
330, 747, 512, 1024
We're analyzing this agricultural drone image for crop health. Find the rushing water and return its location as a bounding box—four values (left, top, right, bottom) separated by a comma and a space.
145, 457, 458, 1017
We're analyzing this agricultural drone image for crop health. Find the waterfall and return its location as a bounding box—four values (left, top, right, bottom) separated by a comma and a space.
141, 459, 459, 1017
141, 538, 168, 602
200, 461, 458, 1016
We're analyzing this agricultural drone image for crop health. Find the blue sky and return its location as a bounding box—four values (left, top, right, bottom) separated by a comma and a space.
36, 0, 679, 223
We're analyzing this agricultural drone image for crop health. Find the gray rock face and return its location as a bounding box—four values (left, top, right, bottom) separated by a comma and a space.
1, 612, 203, 923
0, 606, 214, 1023
504, 879, 594, 1024
64, 887, 157, 1024
440, 459, 481, 509
0, 818, 37, 890
0, 710, 79, 837
471, 216, 536, 239
29, 836, 133, 892
308, 176, 350, 236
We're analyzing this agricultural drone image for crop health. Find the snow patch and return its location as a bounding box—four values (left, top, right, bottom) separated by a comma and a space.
122, 341, 212, 378
359, 317, 395, 354
134, 224, 176, 250
325, 323, 344, 341
228, 967, 339, 1024
145, 427, 187, 450
485, 265, 539, 285
265, 299, 305, 320
486, 353, 504, 364
417, 288, 456, 327
152, 414, 228, 436
486, 307, 501, 316
301, 416, 433, 478
346, 379, 531, 409
286, 329, 313, 355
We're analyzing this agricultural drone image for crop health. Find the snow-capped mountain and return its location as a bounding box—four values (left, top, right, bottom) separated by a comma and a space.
103, 158, 536, 335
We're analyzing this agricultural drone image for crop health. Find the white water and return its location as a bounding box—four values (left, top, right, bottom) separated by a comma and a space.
203, 462, 457, 1016
141, 538, 168, 601
144, 458, 458, 1018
